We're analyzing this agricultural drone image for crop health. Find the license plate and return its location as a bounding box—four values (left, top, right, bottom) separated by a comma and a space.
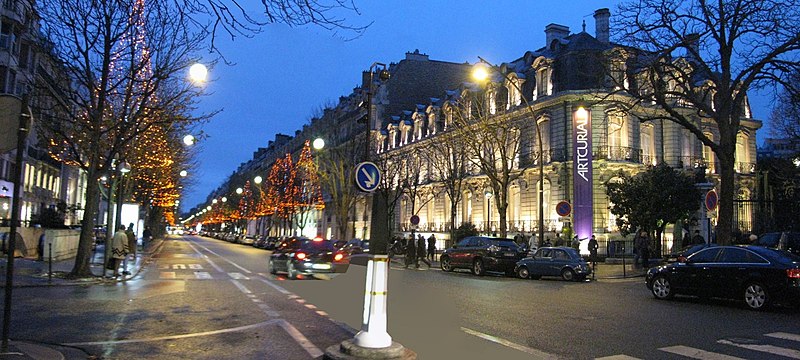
311, 263, 331, 270
504, 252, 515, 257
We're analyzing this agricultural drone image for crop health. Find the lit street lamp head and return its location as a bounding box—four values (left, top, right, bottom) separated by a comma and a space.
180, 170, 188, 177
188, 63, 208, 84
183, 134, 195, 146
254, 176, 263, 184
312, 138, 325, 150
236, 187, 243, 195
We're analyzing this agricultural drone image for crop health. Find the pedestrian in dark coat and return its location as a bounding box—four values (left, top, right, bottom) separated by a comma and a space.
427, 234, 436, 261
417, 235, 430, 268
691, 230, 705, 245
404, 235, 416, 268
588, 235, 599, 263
635, 231, 651, 269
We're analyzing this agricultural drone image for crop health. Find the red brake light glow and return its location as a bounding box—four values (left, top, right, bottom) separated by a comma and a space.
313, 237, 324, 242
334, 253, 344, 262
787, 269, 800, 279
295, 252, 307, 260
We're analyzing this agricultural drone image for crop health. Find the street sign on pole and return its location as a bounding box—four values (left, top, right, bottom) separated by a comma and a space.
355, 162, 381, 192
556, 201, 572, 217
705, 189, 718, 211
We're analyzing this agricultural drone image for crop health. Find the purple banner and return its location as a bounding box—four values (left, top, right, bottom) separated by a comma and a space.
572, 107, 593, 240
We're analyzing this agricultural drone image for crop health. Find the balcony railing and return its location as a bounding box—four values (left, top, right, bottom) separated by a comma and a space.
594, 146, 641, 162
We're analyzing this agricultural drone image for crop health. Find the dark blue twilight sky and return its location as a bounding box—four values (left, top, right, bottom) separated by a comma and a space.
182, 0, 776, 213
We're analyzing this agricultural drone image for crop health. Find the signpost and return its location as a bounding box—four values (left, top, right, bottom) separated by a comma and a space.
555, 201, 572, 217
705, 189, 718, 212
355, 162, 380, 192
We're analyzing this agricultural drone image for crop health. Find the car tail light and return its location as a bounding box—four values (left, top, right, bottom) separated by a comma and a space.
295, 252, 307, 260
787, 269, 800, 279
334, 253, 344, 262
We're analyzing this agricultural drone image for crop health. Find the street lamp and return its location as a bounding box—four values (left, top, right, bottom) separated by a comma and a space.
179, 170, 188, 177
313, 137, 325, 151
236, 187, 243, 195
188, 63, 208, 84
254, 175, 263, 184
183, 134, 196, 146
473, 57, 545, 245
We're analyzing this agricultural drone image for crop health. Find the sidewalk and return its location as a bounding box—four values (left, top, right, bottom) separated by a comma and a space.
0, 236, 166, 360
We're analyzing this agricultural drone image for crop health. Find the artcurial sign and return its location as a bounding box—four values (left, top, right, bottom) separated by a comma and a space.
572, 107, 592, 241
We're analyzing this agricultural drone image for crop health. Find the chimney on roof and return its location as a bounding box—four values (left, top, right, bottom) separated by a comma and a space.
594, 8, 610, 43
545, 24, 570, 48
405, 49, 429, 61
684, 33, 701, 63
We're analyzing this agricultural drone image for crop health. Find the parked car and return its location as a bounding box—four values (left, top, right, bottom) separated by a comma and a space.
263, 236, 282, 250
267, 237, 350, 279
439, 236, 525, 276
340, 239, 370, 255
238, 235, 255, 245
756, 232, 800, 256
646, 245, 800, 310
514, 247, 591, 281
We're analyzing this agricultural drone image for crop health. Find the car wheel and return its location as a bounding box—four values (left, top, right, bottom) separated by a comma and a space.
472, 258, 485, 276
268, 258, 277, 275
440, 256, 453, 272
517, 266, 530, 279
287, 261, 298, 280
651, 275, 674, 300
561, 268, 576, 281
744, 282, 769, 310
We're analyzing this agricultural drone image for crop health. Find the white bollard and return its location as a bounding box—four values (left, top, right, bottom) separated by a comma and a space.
353, 254, 392, 348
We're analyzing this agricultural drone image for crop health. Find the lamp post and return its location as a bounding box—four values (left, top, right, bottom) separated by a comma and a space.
473, 57, 545, 245
360, 63, 390, 241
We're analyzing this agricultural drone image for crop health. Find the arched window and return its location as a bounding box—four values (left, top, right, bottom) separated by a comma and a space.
426, 196, 435, 228
608, 112, 628, 160
535, 117, 551, 163
462, 191, 472, 224
735, 132, 750, 173
487, 88, 497, 115
703, 132, 715, 173
681, 129, 693, 167
607, 177, 624, 231
537, 179, 551, 226
427, 113, 437, 136
640, 124, 655, 165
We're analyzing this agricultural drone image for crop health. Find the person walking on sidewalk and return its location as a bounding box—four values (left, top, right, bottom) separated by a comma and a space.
404, 235, 416, 269
635, 230, 651, 269
427, 234, 436, 261
123, 223, 136, 275
417, 235, 431, 268
109, 225, 129, 278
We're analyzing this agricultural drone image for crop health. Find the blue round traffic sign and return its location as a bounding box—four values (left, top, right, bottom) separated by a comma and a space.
355, 162, 381, 192
705, 189, 718, 211
556, 201, 572, 217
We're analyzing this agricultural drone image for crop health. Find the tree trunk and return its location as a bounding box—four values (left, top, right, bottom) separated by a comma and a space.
71, 167, 100, 277
449, 201, 459, 248
716, 151, 736, 245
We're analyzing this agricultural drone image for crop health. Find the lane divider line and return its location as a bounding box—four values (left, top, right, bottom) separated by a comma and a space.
461, 327, 559, 359
190, 240, 252, 273
64, 320, 281, 346
277, 319, 324, 358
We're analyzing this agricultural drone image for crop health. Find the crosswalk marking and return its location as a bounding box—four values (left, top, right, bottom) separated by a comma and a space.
717, 339, 800, 359
229, 272, 249, 280
188, 264, 203, 270
766, 332, 800, 342
172, 264, 186, 269
194, 272, 212, 279
659, 345, 745, 360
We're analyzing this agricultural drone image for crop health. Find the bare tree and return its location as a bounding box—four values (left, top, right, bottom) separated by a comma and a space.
770, 71, 800, 142
317, 142, 360, 240
400, 147, 439, 236
373, 149, 407, 236
426, 131, 469, 244
612, 0, 800, 245
449, 87, 534, 238
37, 0, 210, 277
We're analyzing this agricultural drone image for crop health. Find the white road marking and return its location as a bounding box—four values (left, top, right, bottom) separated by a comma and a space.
256, 275, 293, 295
64, 320, 281, 346
659, 345, 745, 360
718, 339, 800, 358
229, 272, 250, 280
461, 327, 559, 359
188, 264, 203, 270
230, 280, 252, 294
766, 332, 800, 342
186, 242, 224, 272
278, 319, 323, 358
194, 272, 212, 280
172, 264, 186, 269
315, 310, 328, 317
190, 241, 252, 273
595, 356, 641, 360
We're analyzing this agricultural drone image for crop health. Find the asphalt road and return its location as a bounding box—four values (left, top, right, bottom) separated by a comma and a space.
4, 235, 800, 359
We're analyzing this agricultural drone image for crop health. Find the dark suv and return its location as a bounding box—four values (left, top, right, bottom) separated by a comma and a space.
440, 236, 525, 276
756, 232, 800, 256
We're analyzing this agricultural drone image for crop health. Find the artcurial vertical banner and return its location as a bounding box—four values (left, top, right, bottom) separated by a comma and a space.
572, 107, 592, 241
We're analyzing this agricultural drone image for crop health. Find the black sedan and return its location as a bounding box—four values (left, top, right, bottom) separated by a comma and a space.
514, 247, 591, 281
646, 245, 800, 310
439, 236, 525, 276
267, 237, 349, 279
